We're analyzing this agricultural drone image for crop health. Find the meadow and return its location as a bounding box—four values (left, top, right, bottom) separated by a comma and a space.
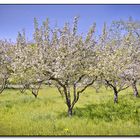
0, 85, 140, 136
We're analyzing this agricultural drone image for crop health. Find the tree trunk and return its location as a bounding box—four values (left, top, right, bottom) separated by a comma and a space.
132, 81, 139, 97
0, 79, 7, 94
32, 91, 38, 98
68, 107, 72, 117
34, 94, 37, 98
113, 88, 118, 103
64, 86, 72, 117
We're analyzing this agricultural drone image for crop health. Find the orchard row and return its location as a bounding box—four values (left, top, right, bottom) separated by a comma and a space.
0, 17, 140, 116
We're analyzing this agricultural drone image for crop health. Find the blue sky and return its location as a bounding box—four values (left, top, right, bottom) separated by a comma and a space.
0, 4, 140, 42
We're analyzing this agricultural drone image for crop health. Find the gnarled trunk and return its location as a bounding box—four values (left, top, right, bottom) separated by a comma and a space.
68, 107, 72, 117
113, 87, 118, 103
132, 81, 139, 97
66, 99, 72, 117
0, 78, 7, 94
32, 90, 38, 98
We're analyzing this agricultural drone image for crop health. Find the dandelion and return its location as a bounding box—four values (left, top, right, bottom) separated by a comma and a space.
64, 128, 69, 132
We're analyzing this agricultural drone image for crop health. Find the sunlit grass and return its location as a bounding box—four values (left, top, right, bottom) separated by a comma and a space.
0, 86, 140, 136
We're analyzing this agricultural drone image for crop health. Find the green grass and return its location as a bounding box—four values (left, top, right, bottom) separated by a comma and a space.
0, 86, 140, 136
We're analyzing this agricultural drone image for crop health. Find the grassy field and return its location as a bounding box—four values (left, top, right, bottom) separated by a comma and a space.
0, 85, 140, 136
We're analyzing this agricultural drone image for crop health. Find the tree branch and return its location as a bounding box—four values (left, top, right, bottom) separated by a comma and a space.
105, 79, 115, 89
56, 84, 64, 97
74, 74, 85, 85
71, 76, 97, 109
118, 84, 130, 92
0, 76, 9, 94
77, 77, 97, 94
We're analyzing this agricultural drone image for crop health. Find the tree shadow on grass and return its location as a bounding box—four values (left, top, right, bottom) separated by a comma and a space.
120, 91, 140, 98
59, 99, 140, 122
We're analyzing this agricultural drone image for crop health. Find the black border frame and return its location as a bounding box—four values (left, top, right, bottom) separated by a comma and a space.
0, 3, 140, 137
